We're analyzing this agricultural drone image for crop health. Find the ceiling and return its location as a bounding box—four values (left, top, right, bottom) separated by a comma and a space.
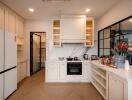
1, 0, 120, 20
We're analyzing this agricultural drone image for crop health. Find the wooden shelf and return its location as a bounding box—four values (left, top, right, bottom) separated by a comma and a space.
85, 18, 94, 47
53, 20, 61, 47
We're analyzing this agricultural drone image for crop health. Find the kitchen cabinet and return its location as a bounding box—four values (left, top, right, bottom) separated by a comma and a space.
0, 74, 4, 100
17, 61, 27, 83
61, 17, 86, 43
85, 18, 94, 47
4, 68, 17, 99
4, 27, 17, 70
108, 73, 125, 100
5, 8, 16, 37
46, 61, 91, 83
46, 62, 59, 82
52, 20, 61, 47
83, 61, 91, 82
0, 3, 4, 72
59, 62, 66, 81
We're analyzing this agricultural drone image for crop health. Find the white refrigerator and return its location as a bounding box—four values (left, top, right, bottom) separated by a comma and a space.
0, 28, 17, 100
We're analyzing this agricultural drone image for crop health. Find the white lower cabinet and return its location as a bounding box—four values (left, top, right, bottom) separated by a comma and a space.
83, 61, 91, 82
59, 62, 66, 82
0, 74, 4, 100
4, 68, 17, 99
46, 61, 91, 83
46, 62, 59, 82
17, 62, 27, 83
108, 73, 126, 100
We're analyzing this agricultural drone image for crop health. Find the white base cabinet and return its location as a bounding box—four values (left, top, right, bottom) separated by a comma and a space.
108, 73, 125, 100
46, 61, 91, 83
17, 61, 27, 83
46, 62, 59, 82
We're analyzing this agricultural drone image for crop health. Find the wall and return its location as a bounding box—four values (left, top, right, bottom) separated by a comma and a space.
98, 0, 132, 30
24, 18, 98, 76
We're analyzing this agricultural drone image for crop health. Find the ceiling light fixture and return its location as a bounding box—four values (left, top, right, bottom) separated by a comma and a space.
28, 8, 35, 12
85, 8, 91, 13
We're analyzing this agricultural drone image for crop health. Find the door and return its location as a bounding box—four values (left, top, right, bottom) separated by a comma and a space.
109, 73, 124, 100
30, 33, 41, 75
0, 4, 4, 72
4, 68, 17, 99
0, 74, 4, 100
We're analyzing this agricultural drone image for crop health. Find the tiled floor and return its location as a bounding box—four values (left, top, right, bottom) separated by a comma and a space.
7, 69, 104, 100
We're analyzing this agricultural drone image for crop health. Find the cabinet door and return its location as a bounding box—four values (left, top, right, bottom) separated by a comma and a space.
0, 74, 4, 100
5, 30, 17, 69
59, 62, 66, 81
17, 63, 21, 83
20, 62, 27, 81
46, 62, 59, 82
109, 73, 124, 100
83, 61, 91, 82
5, 8, 17, 70
0, 4, 4, 72
4, 68, 17, 99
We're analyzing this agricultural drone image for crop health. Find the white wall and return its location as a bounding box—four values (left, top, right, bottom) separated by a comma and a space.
98, 0, 132, 30
24, 18, 98, 76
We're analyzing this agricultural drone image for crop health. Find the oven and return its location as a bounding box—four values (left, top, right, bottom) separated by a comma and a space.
67, 62, 82, 75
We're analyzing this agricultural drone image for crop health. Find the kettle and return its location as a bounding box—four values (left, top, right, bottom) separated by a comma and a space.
83, 54, 88, 60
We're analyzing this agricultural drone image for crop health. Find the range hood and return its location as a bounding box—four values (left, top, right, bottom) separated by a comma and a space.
60, 16, 86, 44
61, 39, 85, 44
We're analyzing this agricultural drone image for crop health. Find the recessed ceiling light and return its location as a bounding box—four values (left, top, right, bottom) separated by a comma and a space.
85, 8, 91, 13
28, 8, 34, 12
129, 18, 132, 22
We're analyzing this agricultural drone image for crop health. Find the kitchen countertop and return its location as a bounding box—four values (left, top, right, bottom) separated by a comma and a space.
46, 59, 90, 62
91, 61, 132, 82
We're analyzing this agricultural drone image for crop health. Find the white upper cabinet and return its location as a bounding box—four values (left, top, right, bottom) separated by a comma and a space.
0, 3, 4, 72
4, 8, 17, 69
5, 8, 16, 38
61, 17, 86, 43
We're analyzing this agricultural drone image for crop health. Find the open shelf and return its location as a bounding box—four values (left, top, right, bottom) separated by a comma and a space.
53, 20, 61, 47
91, 78, 106, 99
91, 71, 106, 89
91, 64, 106, 79
91, 63, 107, 99
85, 18, 94, 47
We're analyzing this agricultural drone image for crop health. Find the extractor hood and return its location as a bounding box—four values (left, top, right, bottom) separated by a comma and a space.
60, 16, 86, 44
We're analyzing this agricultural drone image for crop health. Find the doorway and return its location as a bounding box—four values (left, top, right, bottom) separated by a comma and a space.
30, 32, 46, 75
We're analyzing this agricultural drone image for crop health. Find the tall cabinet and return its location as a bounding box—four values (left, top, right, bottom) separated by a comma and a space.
0, 2, 26, 100
16, 16, 27, 83
0, 3, 5, 100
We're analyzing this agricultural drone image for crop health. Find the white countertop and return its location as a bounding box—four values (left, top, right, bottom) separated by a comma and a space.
91, 61, 132, 82
46, 60, 90, 62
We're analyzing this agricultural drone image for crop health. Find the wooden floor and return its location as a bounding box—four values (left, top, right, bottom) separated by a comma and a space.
7, 69, 104, 100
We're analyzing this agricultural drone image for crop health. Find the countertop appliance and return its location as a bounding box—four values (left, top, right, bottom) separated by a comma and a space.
83, 54, 88, 60
67, 62, 82, 75
66, 57, 80, 61
91, 55, 99, 60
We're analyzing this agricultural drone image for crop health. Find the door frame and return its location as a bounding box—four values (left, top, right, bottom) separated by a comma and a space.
30, 32, 46, 75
